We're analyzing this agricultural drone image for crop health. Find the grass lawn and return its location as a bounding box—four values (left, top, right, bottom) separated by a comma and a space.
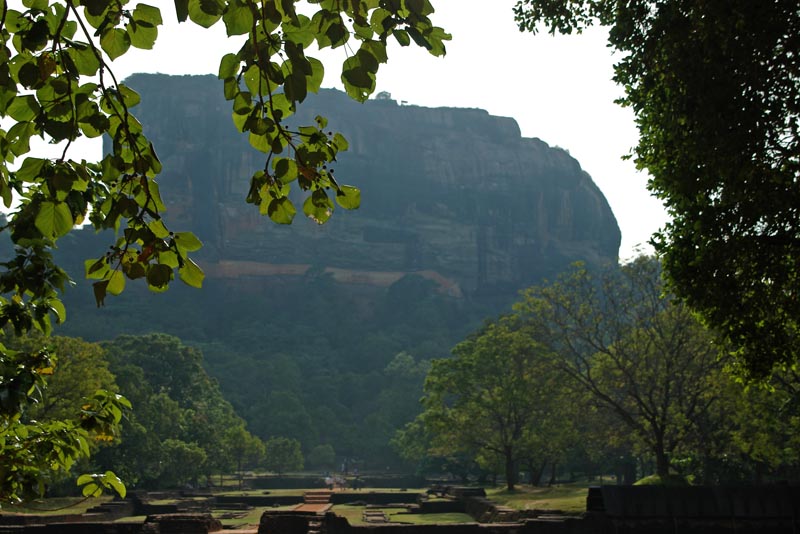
1, 496, 112, 515
331, 505, 473, 526
485, 484, 587, 515
388, 511, 474, 524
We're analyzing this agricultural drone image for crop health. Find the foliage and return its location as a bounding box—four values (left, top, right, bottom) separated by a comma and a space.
306, 443, 336, 471
94, 334, 258, 488
0, 339, 129, 503
514, 257, 728, 478
411, 316, 562, 490
8, 334, 117, 422
54, 270, 474, 470
513, 0, 800, 376
263, 436, 304, 475
158, 439, 207, 488
224, 425, 265, 489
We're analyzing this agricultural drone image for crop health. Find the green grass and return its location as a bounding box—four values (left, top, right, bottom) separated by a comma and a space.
485, 484, 587, 515
1, 496, 112, 515
388, 512, 474, 524
331, 505, 473, 526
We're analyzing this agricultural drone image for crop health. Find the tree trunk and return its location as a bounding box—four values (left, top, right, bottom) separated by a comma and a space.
655, 447, 670, 478
547, 462, 557, 486
504, 451, 516, 491
531, 460, 547, 486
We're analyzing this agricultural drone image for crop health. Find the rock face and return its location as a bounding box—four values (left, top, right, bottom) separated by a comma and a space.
124, 74, 620, 296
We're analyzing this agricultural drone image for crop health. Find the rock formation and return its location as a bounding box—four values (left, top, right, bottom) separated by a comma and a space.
123, 74, 620, 297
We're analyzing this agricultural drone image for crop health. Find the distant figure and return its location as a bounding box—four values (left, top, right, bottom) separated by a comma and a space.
325, 476, 333, 490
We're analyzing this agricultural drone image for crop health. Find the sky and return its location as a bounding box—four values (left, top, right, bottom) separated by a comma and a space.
37, 0, 670, 260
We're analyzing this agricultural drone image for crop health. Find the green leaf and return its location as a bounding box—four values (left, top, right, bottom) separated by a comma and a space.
148, 219, 170, 238
303, 193, 332, 224
266, 196, 296, 224
369, 8, 392, 35
174, 231, 203, 252
248, 131, 271, 153
132, 3, 163, 25
174, 0, 189, 22
76, 474, 94, 487
223, 2, 253, 36
307, 57, 324, 93
81, 481, 103, 498
7, 95, 40, 121
335, 185, 361, 209
85, 258, 110, 280
232, 91, 252, 115
48, 299, 66, 323
99, 29, 131, 60
188, 0, 224, 27
117, 84, 141, 108
179, 257, 204, 288
361, 40, 388, 64
102, 471, 126, 498
93, 280, 108, 306
106, 270, 125, 295
67, 44, 101, 76
7, 121, 37, 156
127, 20, 159, 49
146, 263, 172, 289
332, 132, 348, 151
284, 72, 307, 103
218, 53, 240, 79
404, 0, 427, 15
15, 157, 46, 182
273, 158, 298, 183
393, 29, 410, 46
35, 201, 74, 239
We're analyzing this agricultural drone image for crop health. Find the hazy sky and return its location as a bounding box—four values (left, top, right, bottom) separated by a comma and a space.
39, 0, 670, 259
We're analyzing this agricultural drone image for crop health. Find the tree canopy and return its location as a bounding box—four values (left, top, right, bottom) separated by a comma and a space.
515, 258, 727, 479
514, 0, 800, 376
408, 317, 565, 490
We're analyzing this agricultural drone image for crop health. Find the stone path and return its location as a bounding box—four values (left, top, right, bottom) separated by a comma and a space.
293, 490, 333, 514
362, 509, 390, 523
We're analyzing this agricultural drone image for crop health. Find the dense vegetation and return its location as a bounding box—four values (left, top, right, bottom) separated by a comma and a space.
54, 263, 478, 472
515, 0, 800, 376
400, 257, 800, 489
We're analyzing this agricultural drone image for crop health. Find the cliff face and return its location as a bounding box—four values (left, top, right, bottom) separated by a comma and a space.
124, 74, 620, 296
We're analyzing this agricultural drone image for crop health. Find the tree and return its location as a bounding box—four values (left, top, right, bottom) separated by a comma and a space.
264, 436, 304, 475
0, 344, 128, 502
95, 333, 255, 488
416, 317, 560, 490
514, 0, 800, 376
515, 257, 728, 479
0, 0, 448, 500
306, 443, 336, 471
158, 439, 207, 488
8, 334, 117, 422
224, 425, 265, 489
